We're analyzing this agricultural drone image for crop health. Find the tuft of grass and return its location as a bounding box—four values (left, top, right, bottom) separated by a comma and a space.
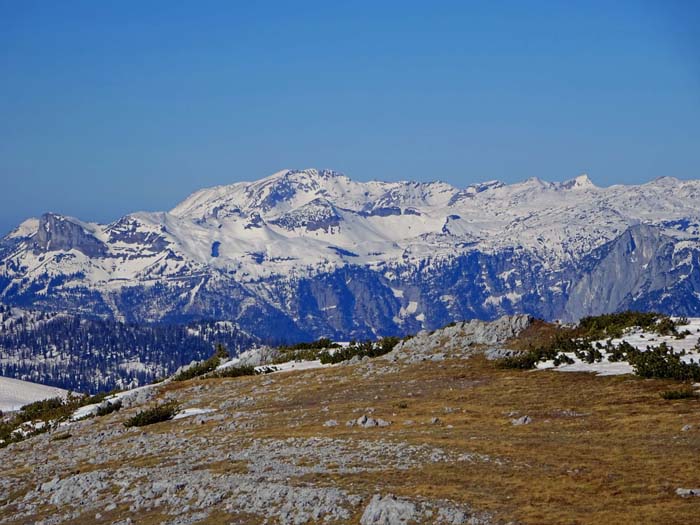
660, 387, 698, 400
123, 402, 179, 428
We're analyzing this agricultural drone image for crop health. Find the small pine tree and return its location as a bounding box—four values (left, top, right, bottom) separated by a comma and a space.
214, 344, 229, 360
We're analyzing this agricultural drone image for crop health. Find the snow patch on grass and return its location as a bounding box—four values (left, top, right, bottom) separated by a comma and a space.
537, 317, 700, 376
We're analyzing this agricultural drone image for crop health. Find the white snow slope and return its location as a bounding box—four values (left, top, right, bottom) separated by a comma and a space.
0, 376, 68, 412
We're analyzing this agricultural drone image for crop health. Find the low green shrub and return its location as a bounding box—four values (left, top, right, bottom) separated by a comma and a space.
497, 312, 694, 376
573, 346, 604, 364
280, 338, 340, 352
273, 348, 325, 364
318, 336, 402, 364
96, 400, 122, 417
630, 342, 700, 381
497, 352, 541, 369
0, 394, 91, 447
210, 365, 257, 379
496, 334, 583, 369
173, 344, 230, 381
17, 397, 68, 423
79, 391, 109, 407
577, 311, 666, 339
274, 337, 347, 364
123, 402, 179, 428
552, 353, 575, 366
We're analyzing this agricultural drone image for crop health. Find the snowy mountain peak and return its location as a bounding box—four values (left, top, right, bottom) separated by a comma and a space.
6, 217, 40, 240
170, 168, 352, 221
560, 173, 595, 190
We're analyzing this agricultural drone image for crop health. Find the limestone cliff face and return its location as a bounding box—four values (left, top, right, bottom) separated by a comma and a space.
563, 224, 699, 321
32, 213, 107, 257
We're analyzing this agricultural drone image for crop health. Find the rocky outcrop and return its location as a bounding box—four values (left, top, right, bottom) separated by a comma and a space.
105, 215, 170, 252
386, 315, 533, 363
360, 494, 490, 525
360, 494, 417, 524
511, 415, 532, 426
270, 198, 342, 232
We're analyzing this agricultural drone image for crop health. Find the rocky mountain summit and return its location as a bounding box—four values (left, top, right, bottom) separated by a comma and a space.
2, 169, 700, 342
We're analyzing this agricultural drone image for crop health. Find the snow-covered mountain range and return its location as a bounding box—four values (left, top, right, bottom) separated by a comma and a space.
1, 168, 700, 341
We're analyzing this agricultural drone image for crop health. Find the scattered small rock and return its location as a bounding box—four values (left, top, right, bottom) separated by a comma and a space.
511, 415, 532, 426
347, 415, 392, 428
676, 488, 700, 497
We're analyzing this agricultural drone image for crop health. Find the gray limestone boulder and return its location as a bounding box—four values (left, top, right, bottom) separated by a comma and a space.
360, 494, 417, 524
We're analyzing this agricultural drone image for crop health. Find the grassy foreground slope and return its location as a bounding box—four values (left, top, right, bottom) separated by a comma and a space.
1, 319, 699, 524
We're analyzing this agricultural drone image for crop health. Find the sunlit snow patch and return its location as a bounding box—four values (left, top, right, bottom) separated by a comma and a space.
173, 408, 216, 420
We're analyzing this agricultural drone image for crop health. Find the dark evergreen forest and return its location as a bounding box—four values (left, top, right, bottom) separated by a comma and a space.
0, 305, 257, 393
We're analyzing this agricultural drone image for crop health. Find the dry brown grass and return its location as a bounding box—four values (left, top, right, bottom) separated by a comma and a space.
5, 349, 700, 525
503, 318, 567, 352
194, 354, 700, 524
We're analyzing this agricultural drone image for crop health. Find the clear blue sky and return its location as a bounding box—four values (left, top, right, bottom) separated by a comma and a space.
1, 1, 698, 234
